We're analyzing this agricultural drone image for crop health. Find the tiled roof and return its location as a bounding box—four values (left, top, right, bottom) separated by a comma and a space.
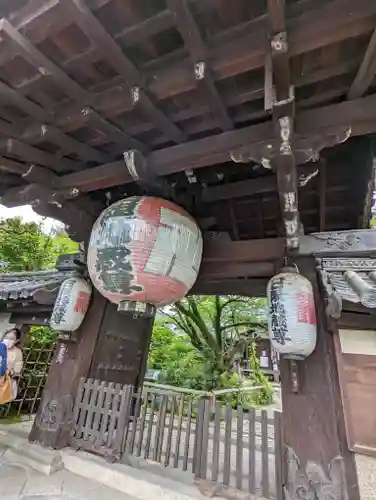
0, 269, 76, 301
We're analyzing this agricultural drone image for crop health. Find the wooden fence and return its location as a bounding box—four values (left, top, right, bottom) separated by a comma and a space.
71, 378, 283, 499
71, 378, 134, 460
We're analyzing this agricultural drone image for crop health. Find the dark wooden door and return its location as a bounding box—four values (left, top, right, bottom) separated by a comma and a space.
89, 302, 153, 389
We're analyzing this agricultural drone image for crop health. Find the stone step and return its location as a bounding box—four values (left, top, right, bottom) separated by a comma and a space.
0, 427, 63, 475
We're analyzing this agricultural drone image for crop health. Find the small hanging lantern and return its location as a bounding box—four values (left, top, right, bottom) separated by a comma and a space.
50, 277, 92, 332
87, 196, 203, 316
267, 266, 317, 359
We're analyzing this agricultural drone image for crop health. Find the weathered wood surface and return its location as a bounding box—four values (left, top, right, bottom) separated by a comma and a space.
89, 302, 154, 390
71, 377, 134, 459
280, 260, 360, 500
29, 289, 107, 449
0, 0, 373, 246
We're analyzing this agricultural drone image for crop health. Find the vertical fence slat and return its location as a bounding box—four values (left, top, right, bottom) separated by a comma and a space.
248, 408, 256, 494
99, 382, 114, 445
117, 385, 134, 455
236, 406, 244, 490
144, 393, 156, 459
155, 395, 168, 462
77, 378, 93, 438
261, 410, 270, 498
91, 381, 106, 443
164, 396, 176, 466
173, 395, 185, 468
274, 411, 284, 500
83, 379, 100, 440
106, 384, 121, 447
193, 400, 204, 477
223, 404, 232, 486
200, 399, 210, 479
211, 402, 221, 482
72, 377, 85, 436
126, 394, 141, 455
182, 400, 192, 472
135, 391, 150, 457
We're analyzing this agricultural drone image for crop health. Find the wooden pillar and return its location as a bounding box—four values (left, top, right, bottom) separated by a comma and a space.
88, 302, 154, 389
280, 259, 360, 500
29, 289, 107, 449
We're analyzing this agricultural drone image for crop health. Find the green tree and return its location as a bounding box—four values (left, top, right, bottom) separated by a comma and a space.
164, 296, 266, 377
157, 296, 273, 404
148, 322, 206, 389
0, 217, 78, 272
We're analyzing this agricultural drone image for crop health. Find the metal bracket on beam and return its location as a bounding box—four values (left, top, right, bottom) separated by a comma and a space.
194, 61, 206, 80
123, 149, 173, 197
271, 32, 288, 54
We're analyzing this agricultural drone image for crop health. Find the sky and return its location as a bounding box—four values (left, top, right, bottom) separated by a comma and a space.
0, 204, 57, 233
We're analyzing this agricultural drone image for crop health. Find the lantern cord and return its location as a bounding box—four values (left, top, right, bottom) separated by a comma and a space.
283, 257, 299, 273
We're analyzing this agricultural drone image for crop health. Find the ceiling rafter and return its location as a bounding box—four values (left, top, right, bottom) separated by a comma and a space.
63, 0, 187, 144
0, 17, 146, 155
0, 0, 371, 144
49, 91, 376, 194
3, 138, 81, 172
0, 81, 110, 163
166, 0, 233, 132
347, 28, 376, 99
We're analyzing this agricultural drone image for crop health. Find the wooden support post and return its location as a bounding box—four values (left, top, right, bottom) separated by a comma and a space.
29, 289, 107, 449
280, 259, 360, 500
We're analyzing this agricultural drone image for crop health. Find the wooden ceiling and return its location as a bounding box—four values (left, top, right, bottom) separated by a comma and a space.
0, 0, 375, 244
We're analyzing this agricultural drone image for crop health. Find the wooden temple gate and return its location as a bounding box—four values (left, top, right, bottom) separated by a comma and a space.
0, 1, 376, 499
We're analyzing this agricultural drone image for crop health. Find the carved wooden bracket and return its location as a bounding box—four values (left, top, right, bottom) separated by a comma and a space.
229, 126, 351, 171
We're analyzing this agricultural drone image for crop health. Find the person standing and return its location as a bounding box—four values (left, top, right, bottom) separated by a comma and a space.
2, 328, 23, 400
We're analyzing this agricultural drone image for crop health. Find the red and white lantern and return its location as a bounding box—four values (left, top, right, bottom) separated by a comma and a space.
267, 268, 317, 359
50, 277, 92, 332
87, 196, 203, 313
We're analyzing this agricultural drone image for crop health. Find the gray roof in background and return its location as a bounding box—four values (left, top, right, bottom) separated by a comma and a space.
0, 269, 75, 301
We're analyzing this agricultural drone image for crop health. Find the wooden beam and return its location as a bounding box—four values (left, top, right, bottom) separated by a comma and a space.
63, 0, 186, 144
0, 159, 56, 184
167, 0, 233, 131
267, 0, 290, 102
4, 139, 82, 173
0, 18, 143, 153
319, 160, 326, 231
81, 108, 147, 153
14, 9, 175, 97
202, 176, 276, 203
200, 261, 275, 279
0, 80, 50, 122
267, 0, 299, 249
347, 28, 376, 99
0, 19, 88, 103
38, 125, 109, 163
0, 81, 111, 164
53, 92, 376, 192
190, 278, 268, 297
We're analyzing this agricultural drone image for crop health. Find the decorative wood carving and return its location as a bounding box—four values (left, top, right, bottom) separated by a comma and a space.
284, 446, 348, 500
318, 257, 376, 315
229, 127, 351, 170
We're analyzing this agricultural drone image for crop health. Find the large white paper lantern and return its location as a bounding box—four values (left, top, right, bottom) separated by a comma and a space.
267, 269, 317, 359
87, 196, 203, 313
50, 277, 92, 332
